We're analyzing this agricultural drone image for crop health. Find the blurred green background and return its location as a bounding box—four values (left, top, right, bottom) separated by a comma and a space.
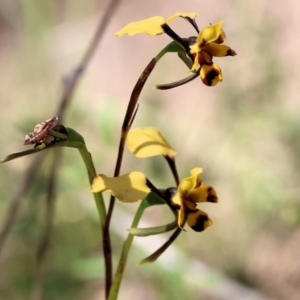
0, 0, 299, 299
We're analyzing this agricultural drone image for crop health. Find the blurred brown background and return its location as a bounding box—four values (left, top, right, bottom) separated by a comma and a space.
0, 0, 300, 299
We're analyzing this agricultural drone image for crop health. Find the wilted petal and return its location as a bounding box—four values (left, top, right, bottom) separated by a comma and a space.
187, 209, 213, 232
91, 172, 150, 202
126, 127, 176, 158
165, 12, 198, 24
197, 21, 224, 48
203, 43, 237, 57
200, 63, 223, 86
114, 16, 165, 36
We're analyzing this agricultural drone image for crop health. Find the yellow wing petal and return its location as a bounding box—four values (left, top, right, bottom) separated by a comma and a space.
126, 127, 176, 158
186, 185, 218, 203
202, 43, 237, 57
91, 172, 150, 202
114, 16, 165, 36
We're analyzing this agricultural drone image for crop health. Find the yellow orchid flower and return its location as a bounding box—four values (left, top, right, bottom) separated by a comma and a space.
170, 167, 218, 231
115, 12, 197, 36
92, 167, 217, 232
189, 21, 237, 86
115, 13, 236, 88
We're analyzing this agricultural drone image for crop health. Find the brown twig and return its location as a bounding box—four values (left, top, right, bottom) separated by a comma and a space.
30, 152, 61, 300
0, 155, 42, 254
0, 1, 121, 299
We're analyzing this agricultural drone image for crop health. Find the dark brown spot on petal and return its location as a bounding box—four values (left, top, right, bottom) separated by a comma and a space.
191, 214, 209, 232
207, 195, 218, 203
199, 39, 206, 49
226, 49, 237, 56
202, 66, 220, 86
206, 186, 218, 203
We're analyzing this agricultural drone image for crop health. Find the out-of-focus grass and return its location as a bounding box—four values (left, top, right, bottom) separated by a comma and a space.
0, 1, 300, 300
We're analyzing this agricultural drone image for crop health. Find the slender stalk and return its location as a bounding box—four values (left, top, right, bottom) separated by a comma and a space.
139, 227, 182, 264
105, 43, 185, 296
104, 58, 157, 294
78, 146, 106, 225
164, 156, 180, 186
108, 200, 148, 300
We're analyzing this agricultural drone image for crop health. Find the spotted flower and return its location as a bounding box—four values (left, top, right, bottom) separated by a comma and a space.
92, 127, 218, 232
170, 167, 217, 232
189, 21, 237, 86
115, 13, 236, 87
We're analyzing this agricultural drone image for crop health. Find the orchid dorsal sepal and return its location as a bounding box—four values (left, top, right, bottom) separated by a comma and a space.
0, 127, 86, 163
128, 220, 177, 237
126, 127, 176, 158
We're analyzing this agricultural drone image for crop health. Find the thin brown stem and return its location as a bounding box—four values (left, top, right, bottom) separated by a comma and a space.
164, 156, 180, 186
104, 58, 157, 293
139, 227, 182, 264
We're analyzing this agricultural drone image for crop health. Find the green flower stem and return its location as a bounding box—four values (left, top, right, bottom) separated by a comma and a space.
77, 146, 106, 225
78, 145, 114, 300
108, 200, 148, 300
155, 41, 185, 62
128, 220, 177, 236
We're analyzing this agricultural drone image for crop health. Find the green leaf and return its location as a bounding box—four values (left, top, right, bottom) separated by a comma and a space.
155, 41, 185, 62
0, 127, 86, 163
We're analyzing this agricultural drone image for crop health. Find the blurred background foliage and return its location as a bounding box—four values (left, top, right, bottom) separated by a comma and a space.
0, 0, 299, 299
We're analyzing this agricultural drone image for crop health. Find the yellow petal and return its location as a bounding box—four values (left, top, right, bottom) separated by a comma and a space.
186, 185, 218, 203
197, 21, 224, 48
190, 52, 199, 72
203, 43, 237, 57
114, 16, 165, 36
187, 209, 213, 232
178, 206, 186, 229
166, 12, 198, 24
190, 167, 203, 177
91, 172, 150, 202
189, 42, 199, 55
200, 63, 223, 86
178, 168, 203, 196
126, 127, 176, 158
171, 189, 181, 206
